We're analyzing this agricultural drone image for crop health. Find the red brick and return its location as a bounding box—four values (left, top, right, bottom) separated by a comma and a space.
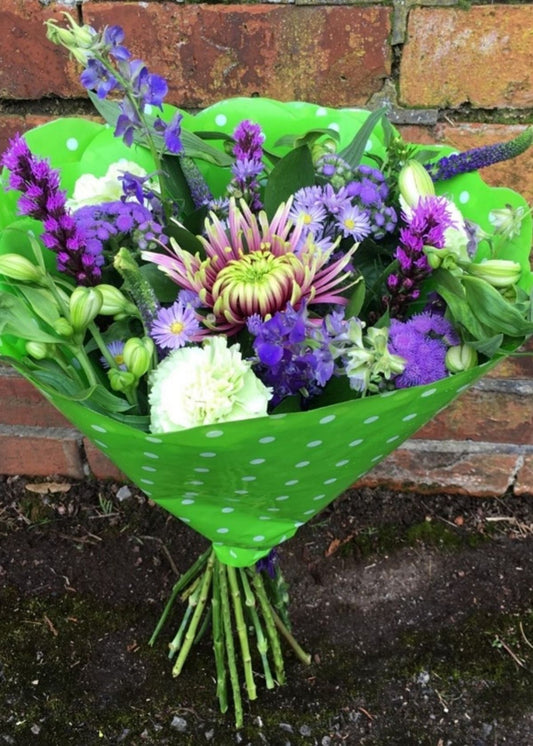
515, 455, 533, 497
400, 6, 533, 110
84, 438, 128, 482
414, 387, 533, 446
85, 4, 392, 108
355, 446, 520, 498
0, 366, 70, 428
0, 0, 81, 99
0, 424, 84, 478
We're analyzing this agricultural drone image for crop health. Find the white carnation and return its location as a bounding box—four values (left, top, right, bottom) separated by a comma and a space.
66, 160, 147, 211
149, 337, 272, 433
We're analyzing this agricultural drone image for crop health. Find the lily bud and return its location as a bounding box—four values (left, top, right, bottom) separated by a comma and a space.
468, 259, 522, 288
122, 337, 155, 378
398, 160, 435, 208
69, 286, 103, 331
45, 14, 96, 64
446, 345, 478, 373
25, 341, 51, 360
108, 368, 137, 393
96, 284, 138, 317
53, 318, 74, 338
0, 254, 45, 284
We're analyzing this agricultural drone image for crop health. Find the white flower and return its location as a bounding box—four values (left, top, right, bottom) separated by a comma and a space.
66, 160, 147, 211
149, 337, 272, 433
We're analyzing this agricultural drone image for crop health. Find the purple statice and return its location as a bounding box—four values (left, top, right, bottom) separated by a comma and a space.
247, 303, 334, 408
388, 312, 460, 388
386, 196, 455, 319
73, 200, 167, 258
227, 120, 265, 212
426, 128, 533, 182
1, 134, 101, 285
150, 300, 207, 350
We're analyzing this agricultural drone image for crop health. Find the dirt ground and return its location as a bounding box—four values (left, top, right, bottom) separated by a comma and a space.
0, 475, 532, 746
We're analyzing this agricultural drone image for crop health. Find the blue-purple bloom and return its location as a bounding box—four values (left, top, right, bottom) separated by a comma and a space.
247, 303, 334, 408
228, 120, 265, 211
101, 340, 127, 370
1, 134, 101, 285
388, 312, 460, 388
150, 300, 207, 350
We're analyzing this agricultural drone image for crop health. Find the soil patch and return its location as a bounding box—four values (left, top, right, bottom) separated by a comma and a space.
1, 476, 532, 745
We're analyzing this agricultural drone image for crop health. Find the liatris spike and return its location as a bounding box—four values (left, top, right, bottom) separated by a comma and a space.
426, 128, 533, 182
1, 134, 102, 285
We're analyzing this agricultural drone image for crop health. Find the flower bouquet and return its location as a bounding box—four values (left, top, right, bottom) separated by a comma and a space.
1, 16, 532, 727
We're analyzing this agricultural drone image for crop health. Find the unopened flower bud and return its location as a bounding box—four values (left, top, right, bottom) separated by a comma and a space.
398, 160, 435, 208
122, 337, 155, 378
96, 284, 138, 317
25, 341, 51, 360
108, 368, 137, 393
446, 345, 478, 373
468, 259, 522, 288
45, 14, 96, 64
69, 286, 103, 331
0, 254, 45, 284
53, 318, 74, 338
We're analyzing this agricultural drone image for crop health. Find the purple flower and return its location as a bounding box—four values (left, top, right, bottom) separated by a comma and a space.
388, 312, 459, 388
80, 58, 120, 99
150, 300, 207, 350
228, 119, 265, 211
336, 204, 372, 241
103, 25, 131, 62
101, 340, 127, 370
1, 135, 101, 284
161, 112, 183, 155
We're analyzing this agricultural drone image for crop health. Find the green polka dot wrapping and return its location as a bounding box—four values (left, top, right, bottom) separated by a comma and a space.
1, 99, 532, 568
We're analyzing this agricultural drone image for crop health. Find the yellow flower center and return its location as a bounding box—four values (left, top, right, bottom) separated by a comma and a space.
170, 321, 184, 335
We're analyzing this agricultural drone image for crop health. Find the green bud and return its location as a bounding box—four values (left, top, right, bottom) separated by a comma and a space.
45, 14, 96, 64
25, 341, 51, 360
0, 254, 45, 284
96, 284, 138, 317
468, 259, 522, 288
398, 160, 435, 208
69, 286, 103, 331
52, 318, 74, 338
446, 344, 478, 373
122, 337, 155, 378
108, 368, 137, 393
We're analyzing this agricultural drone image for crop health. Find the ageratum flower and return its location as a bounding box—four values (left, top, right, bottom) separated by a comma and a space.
142, 198, 359, 335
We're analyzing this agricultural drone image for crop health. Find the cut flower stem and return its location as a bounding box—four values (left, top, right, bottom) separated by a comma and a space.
150, 547, 312, 728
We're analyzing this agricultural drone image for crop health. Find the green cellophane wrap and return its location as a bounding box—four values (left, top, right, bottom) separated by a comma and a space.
0, 98, 532, 569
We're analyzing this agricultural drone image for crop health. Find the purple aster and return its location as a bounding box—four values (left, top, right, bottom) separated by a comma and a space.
150, 300, 207, 350
101, 340, 127, 370
1, 134, 101, 285
388, 312, 459, 388
336, 204, 372, 241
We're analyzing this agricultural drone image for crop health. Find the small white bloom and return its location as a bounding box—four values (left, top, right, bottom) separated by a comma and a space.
149, 337, 272, 433
66, 160, 147, 211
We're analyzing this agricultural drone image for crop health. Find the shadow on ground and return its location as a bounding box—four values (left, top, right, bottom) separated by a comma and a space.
0, 476, 532, 745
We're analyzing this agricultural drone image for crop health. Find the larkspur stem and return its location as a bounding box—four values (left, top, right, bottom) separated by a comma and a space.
212, 558, 228, 713
219, 561, 243, 728
249, 569, 286, 685
149, 546, 211, 647
227, 565, 257, 701
239, 568, 275, 689
172, 552, 214, 677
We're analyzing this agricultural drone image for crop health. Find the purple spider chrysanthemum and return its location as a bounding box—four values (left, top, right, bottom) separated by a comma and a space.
150, 300, 208, 350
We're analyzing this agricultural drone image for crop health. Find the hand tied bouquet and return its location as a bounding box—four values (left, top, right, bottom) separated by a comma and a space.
1, 15, 532, 726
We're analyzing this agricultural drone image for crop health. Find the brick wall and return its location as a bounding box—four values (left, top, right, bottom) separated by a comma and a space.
0, 0, 531, 495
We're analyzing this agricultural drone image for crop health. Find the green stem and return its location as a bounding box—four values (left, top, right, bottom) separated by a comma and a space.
219, 561, 243, 729
239, 568, 275, 690
250, 569, 286, 686
149, 546, 211, 646
172, 552, 215, 677
271, 607, 312, 666
211, 559, 228, 714
227, 565, 257, 701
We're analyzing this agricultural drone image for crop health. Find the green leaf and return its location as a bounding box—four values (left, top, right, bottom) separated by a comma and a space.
17, 286, 61, 328
160, 154, 195, 214
139, 263, 180, 305
263, 145, 315, 218
462, 275, 533, 338
0, 291, 61, 344
345, 276, 366, 319
339, 108, 385, 168
274, 128, 340, 150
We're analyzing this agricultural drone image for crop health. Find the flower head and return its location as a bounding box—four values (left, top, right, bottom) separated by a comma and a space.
142, 198, 358, 335
150, 300, 208, 350
149, 336, 272, 432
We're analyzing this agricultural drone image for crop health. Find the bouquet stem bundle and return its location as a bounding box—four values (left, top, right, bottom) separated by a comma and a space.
149, 548, 310, 727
